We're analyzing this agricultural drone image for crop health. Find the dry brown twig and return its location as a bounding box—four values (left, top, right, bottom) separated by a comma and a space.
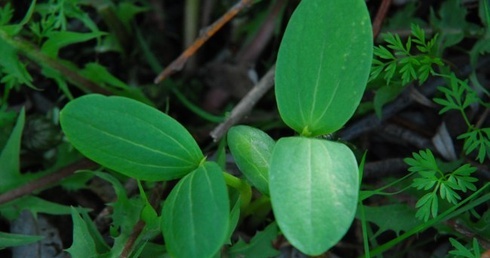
210, 65, 275, 142
0, 159, 98, 205
372, 0, 392, 39
154, 0, 253, 83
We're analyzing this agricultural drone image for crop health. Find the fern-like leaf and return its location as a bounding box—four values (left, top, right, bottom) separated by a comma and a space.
458, 128, 490, 163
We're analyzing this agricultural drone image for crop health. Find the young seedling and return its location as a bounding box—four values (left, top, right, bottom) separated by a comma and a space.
59, 0, 373, 256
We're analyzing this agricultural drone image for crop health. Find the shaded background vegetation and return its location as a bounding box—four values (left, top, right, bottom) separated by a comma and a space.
0, 0, 489, 257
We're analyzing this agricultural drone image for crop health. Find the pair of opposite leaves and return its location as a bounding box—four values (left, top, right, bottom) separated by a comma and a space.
60, 0, 373, 256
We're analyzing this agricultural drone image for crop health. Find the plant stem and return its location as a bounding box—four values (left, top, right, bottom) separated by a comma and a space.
0, 29, 110, 95
96, 2, 132, 54
358, 201, 370, 258
171, 87, 225, 123
222, 172, 252, 209
120, 182, 164, 258
184, 0, 199, 72
0, 159, 98, 205
242, 195, 271, 228
367, 183, 490, 257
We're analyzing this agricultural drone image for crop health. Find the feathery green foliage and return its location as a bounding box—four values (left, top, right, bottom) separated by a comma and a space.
405, 149, 478, 221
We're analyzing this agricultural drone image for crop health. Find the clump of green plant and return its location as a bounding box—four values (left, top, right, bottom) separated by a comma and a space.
0, 0, 150, 103
405, 149, 478, 221
370, 23, 443, 87
56, 0, 373, 256
357, 1, 490, 255
2, 0, 490, 257
368, 0, 490, 168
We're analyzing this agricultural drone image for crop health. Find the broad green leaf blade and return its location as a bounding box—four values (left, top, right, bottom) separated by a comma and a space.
162, 162, 229, 258
269, 137, 359, 255
275, 0, 373, 136
227, 125, 274, 195
60, 94, 203, 181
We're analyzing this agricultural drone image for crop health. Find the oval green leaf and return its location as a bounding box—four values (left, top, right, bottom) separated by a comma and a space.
269, 137, 359, 255
227, 125, 275, 196
60, 94, 203, 181
162, 161, 230, 258
275, 0, 373, 136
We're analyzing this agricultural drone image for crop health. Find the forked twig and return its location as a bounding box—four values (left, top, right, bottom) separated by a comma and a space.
154, 0, 253, 83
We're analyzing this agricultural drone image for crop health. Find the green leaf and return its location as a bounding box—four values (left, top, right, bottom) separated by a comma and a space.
40, 66, 74, 99
91, 172, 144, 257
458, 128, 490, 163
0, 196, 77, 221
275, 0, 373, 136
162, 162, 229, 258
452, 164, 478, 192
116, 2, 149, 30
0, 3, 14, 26
66, 207, 100, 258
415, 191, 438, 221
439, 182, 460, 204
269, 137, 359, 255
357, 204, 419, 237
138, 242, 167, 258
373, 85, 404, 118
227, 125, 274, 196
225, 194, 241, 245
0, 0, 36, 36
228, 222, 280, 258
404, 149, 439, 174
374, 46, 395, 60
0, 109, 24, 192
79, 63, 154, 106
60, 94, 204, 181
138, 180, 158, 228
0, 109, 47, 193
469, 35, 490, 66
430, 0, 468, 49
385, 33, 405, 54
480, 0, 490, 27
41, 31, 106, 57
412, 177, 437, 190
436, 73, 475, 112
0, 231, 44, 250
449, 237, 481, 258
0, 38, 34, 89
469, 3, 490, 69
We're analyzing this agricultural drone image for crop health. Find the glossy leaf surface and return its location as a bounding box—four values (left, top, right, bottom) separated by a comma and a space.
275, 0, 373, 136
228, 125, 275, 195
269, 137, 359, 255
162, 162, 229, 258
60, 94, 203, 181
